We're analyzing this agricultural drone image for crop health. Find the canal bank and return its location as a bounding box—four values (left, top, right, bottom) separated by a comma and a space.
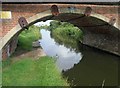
2, 20, 120, 86
37, 21, 119, 86
2, 25, 69, 86
39, 28, 119, 86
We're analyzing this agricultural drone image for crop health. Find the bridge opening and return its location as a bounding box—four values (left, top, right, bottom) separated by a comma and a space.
1, 4, 119, 58
16, 19, 83, 56
2, 4, 120, 87
2, 13, 120, 86
2, 12, 120, 60
12, 19, 119, 86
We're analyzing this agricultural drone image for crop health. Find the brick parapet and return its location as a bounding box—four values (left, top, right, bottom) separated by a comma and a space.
1, 4, 119, 37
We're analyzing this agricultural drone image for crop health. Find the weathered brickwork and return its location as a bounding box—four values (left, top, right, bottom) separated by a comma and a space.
1, 4, 119, 37
2, 33, 18, 60
1, 4, 119, 59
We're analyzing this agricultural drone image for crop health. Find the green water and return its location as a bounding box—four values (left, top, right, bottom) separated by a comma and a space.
39, 29, 119, 86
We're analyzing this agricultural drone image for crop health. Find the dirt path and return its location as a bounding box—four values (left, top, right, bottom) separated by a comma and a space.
13, 48, 46, 60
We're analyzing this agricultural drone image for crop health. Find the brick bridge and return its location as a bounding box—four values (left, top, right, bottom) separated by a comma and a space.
0, 3, 120, 60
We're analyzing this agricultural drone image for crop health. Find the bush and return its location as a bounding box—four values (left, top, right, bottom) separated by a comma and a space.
50, 21, 83, 52
49, 21, 61, 30
18, 25, 41, 50
50, 21, 83, 41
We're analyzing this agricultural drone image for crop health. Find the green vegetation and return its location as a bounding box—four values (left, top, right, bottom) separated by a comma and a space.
3, 24, 69, 86
49, 21, 83, 52
18, 25, 41, 50
2, 56, 68, 86
3, 21, 83, 86
49, 21, 83, 41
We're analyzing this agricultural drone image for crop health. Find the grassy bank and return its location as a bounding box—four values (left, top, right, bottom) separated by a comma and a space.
3, 24, 69, 86
2, 56, 68, 86
18, 25, 41, 50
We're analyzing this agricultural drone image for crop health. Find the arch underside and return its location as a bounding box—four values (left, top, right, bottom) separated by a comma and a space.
38, 13, 120, 56
1, 12, 120, 56
39, 13, 118, 34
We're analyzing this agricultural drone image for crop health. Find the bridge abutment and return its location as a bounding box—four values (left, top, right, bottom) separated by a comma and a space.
2, 34, 18, 60
82, 29, 120, 56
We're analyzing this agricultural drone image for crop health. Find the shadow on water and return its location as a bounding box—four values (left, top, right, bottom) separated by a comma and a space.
39, 29, 119, 86
63, 45, 119, 86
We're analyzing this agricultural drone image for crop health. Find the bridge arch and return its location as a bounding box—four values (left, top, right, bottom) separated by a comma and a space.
1, 7, 120, 58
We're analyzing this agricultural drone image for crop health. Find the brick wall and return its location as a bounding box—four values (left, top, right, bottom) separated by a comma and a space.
2, 33, 19, 60
1, 4, 119, 59
1, 4, 119, 37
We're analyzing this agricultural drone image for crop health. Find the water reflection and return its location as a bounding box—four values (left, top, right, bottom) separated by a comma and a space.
63, 45, 119, 86
39, 29, 119, 86
39, 29, 83, 72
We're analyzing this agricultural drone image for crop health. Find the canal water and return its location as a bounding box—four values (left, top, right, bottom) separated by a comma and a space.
39, 29, 119, 86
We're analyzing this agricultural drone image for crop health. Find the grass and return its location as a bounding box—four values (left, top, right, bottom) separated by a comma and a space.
2, 56, 69, 86
3, 21, 83, 86
2, 24, 69, 86
18, 25, 41, 50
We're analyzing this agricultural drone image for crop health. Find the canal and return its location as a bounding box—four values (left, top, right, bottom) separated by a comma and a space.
39, 29, 119, 86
